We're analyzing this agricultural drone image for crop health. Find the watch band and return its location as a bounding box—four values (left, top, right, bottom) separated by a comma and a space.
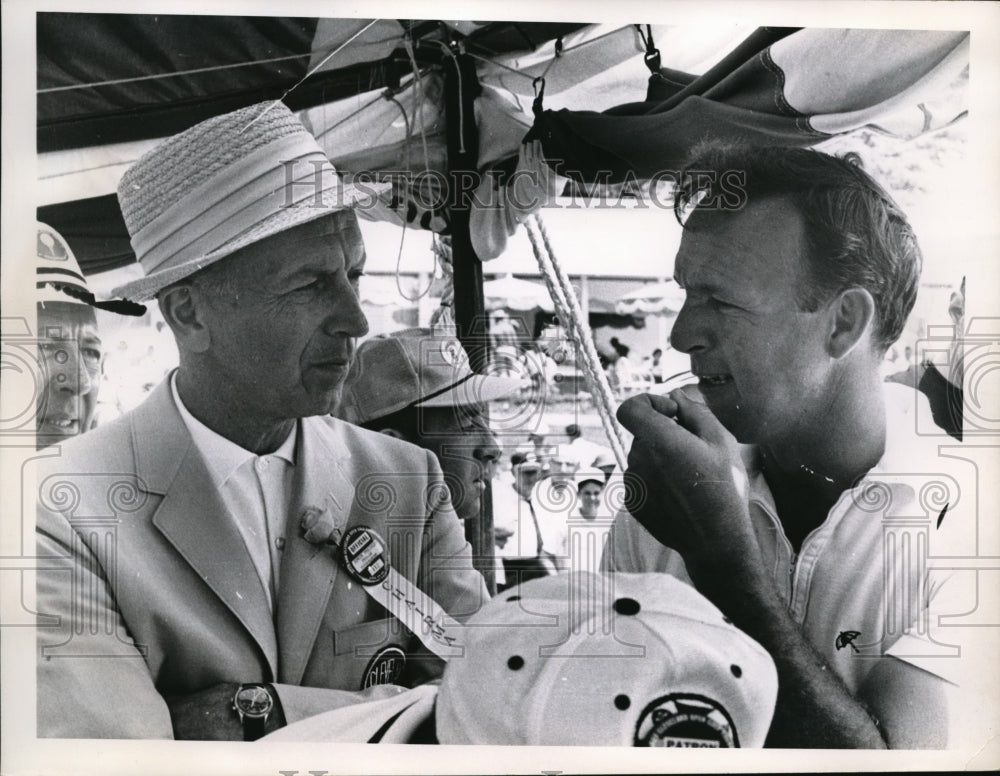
242, 707, 266, 742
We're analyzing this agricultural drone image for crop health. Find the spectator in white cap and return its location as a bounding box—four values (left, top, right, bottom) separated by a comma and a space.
526, 419, 553, 459
35, 221, 144, 448
264, 572, 779, 745
36, 101, 488, 741
35, 222, 104, 447
575, 468, 608, 520
530, 468, 618, 576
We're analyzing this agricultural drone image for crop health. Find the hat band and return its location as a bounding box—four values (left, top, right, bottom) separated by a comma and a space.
131, 132, 345, 275
37, 279, 90, 299
414, 372, 478, 405
38, 266, 87, 283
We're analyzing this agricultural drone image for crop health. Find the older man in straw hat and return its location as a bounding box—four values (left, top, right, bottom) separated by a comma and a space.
35, 102, 488, 740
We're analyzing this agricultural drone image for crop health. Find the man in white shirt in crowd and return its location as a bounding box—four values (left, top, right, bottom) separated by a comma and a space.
559, 422, 612, 469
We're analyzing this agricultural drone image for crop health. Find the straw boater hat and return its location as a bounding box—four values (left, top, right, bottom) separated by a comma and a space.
338, 329, 526, 424
112, 101, 390, 302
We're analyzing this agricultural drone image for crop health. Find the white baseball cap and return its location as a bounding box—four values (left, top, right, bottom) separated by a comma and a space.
436, 571, 778, 747
36, 221, 91, 306
574, 468, 607, 489
36, 221, 145, 316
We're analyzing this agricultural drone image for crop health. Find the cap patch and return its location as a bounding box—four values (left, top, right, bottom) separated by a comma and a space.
634, 694, 738, 748
440, 339, 464, 368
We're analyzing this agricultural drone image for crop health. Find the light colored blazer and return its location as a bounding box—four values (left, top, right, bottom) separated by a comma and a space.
36, 380, 488, 738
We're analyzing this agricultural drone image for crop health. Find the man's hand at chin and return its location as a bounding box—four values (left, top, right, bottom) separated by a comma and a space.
617, 388, 769, 605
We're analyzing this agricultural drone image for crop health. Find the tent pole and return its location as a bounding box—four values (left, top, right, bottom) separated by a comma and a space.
444, 46, 496, 593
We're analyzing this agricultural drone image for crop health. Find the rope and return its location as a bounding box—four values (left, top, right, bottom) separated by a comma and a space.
403, 34, 433, 176
533, 215, 630, 468
524, 215, 629, 470
39, 18, 392, 95
38, 52, 313, 94
429, 235, 455, 330
465, 51, 528, 79
537, 36, 564, 83
385, 35, 439, 303
243, 19, 383, 132
385, 93, 417, 301
312, 89, 394, 142
527, 221, 627, 470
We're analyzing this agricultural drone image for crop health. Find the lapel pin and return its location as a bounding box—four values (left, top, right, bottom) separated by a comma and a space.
340, 526, 390, 585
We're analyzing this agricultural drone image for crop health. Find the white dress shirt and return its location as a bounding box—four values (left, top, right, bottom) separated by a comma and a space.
171, 373, 296, 610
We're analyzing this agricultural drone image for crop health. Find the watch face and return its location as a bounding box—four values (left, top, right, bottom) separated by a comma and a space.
235, 685, 273, 715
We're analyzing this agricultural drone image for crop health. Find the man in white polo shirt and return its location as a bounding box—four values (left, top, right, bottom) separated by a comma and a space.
605, 144, 970, 748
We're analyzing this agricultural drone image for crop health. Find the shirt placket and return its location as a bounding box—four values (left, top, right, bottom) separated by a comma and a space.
750, 499, 795, 605
253, 455, 285, 605
787, 518, 835, 622
753, 494, 842, 623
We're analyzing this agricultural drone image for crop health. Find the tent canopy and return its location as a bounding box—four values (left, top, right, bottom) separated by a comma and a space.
36, 13, 969, 279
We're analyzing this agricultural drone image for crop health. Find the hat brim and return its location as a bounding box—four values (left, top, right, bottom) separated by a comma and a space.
416, 374, 527, 408
113, 180, 390, 302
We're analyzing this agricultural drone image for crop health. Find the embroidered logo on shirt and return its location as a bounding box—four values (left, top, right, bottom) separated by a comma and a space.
936, 503, 949, 529
835, 630, 861, 653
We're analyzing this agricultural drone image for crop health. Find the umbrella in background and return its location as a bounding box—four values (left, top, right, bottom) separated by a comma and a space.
484, 274, 555, 312
358, 274, 423, 332
615, 280, 686, 354
614, 280, 686, 316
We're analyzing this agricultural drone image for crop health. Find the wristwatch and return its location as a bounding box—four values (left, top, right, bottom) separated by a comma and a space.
232, 683, 274, 741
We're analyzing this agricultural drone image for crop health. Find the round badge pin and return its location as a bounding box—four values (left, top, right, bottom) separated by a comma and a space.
340, 525, 390, 585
